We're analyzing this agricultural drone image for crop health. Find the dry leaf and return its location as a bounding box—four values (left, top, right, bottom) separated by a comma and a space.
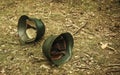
100, 42, 108, 49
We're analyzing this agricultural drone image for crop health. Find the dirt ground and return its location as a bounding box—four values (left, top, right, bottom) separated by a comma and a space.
0, 0, 120, 75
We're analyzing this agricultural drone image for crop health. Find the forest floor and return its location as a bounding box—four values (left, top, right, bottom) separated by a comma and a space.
0, 0, 120, 75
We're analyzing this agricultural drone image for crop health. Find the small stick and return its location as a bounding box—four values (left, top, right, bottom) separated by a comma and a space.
76, 67, 90, 70
106, 64, 120, 67
100, 42, 118, 53
73, 22, 88, 35
107, 46, 117, 53
106, 69, 120, 73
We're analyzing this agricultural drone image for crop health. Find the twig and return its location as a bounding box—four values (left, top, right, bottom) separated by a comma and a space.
30, 56, 47, 63
106, 69, 120, 74
107, 46, 117, 53
81, 29, 95, 36
100, 42, 118, 53
1, 40, 18, 45
83, 52, 91, 58
76, 67, 90, 70
73, 22, 88, 35
72, 24, 80, 29
106, 64, 120, 67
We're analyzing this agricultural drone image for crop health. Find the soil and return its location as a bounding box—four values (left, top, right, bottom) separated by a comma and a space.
0, 0, 120, 75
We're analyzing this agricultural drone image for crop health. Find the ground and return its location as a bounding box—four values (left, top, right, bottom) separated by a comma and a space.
0, 0, 120, 75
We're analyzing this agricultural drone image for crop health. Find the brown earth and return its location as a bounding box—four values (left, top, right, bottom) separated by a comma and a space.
0, 0, 120, 75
